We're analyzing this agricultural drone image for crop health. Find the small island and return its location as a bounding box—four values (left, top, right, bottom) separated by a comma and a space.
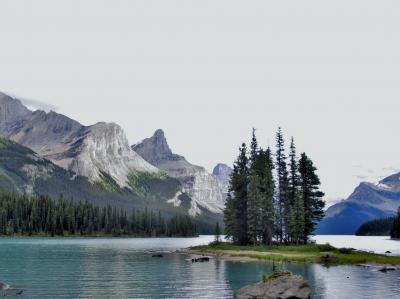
190, 130, 400, 269
190, 242, 400, 266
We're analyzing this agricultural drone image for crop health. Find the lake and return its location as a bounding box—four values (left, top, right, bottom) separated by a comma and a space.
0, 236, 399, 298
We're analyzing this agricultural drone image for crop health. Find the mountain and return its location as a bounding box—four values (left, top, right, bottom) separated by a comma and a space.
316, 172, 400, 235
0, 135, 220, 233
0, 135, 170, 209
212, 163, 232, 195
0, 92, 223, 232
133, 129, 227, 216
0, 92, 158, 189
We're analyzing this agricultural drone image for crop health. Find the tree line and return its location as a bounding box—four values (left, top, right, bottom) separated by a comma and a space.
0, 192, 197, 237
356, 207, 400, 239
391, 207, 400, 239
356, 216, 394, 236
224, 128, 325, 246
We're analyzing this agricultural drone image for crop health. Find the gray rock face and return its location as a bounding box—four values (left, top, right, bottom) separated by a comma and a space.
0, 92, 158, 188
132, 129, 184, 165
133, 129, 226, 216
213, 163, 232, 195
234, 275, 311, 299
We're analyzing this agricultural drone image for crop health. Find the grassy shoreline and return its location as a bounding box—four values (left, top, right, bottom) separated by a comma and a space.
190, 242, 400, 265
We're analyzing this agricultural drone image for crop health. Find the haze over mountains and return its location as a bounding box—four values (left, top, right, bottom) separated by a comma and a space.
0, 91, 231, 231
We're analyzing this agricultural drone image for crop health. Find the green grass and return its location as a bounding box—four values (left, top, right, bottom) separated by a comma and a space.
191, 242, 400, 265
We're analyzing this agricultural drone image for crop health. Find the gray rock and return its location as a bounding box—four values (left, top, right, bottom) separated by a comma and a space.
213, 163, 232, 195
133, 129, 226, 216
234, 275, 311, 299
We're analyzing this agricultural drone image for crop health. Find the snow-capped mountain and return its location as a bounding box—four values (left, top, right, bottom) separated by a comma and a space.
316, 172, 400, 235
0, 92, 158, 188
133, 129, 227, 216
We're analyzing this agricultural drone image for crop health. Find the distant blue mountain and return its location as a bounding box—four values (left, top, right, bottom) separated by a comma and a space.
316, 173, 400, 235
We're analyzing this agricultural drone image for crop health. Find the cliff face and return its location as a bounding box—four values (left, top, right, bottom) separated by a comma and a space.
0, 92, 158, 188
213, 163, 232, 195
133, 129, 226, 216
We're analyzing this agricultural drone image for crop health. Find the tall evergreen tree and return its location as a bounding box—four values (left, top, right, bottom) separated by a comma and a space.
391, 207, 400, 239
214, 222, 221, 244
298, 153, 325, 244
224, 143, 249, 245
260, 147, 275, 245
247, 175, 262, 245
275, 128, 290, 243
250, 128, 258, 167
289, 193, 305, 245
288, 137, 300, 243
288, 137, 299, 207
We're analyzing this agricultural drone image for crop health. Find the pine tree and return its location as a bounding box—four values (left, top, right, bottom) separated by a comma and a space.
247, 175, 262, 245
288, 137, 299, 207
224, 143, 249, 245
289, 193, 305, 245
298, 153, 325, 244
275, 128, 290, 243
250, 128, 258, 166
214, 222, 221, 244
288, 137, 300, 243
260, 147, 275, 245
391, 207, 400, 239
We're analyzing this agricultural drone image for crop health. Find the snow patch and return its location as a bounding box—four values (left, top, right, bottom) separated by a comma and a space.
377, 183, 392, 190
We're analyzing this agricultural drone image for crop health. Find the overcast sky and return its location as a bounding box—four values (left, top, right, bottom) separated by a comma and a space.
1, 0, 400, 205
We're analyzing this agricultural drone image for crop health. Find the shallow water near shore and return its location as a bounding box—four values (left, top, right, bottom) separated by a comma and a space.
0, 236, 399, 298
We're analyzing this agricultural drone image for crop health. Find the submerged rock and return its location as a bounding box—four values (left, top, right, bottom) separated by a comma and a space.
192, 257, 210, 263
234, 275, 311, 299
0, 283, 23, 296
378, 266, 397, 272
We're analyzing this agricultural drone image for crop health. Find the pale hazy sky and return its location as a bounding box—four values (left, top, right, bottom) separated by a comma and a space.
1, 1, 400, 205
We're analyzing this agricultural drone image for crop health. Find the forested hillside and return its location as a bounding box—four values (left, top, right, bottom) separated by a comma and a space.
0, 192, 197, 237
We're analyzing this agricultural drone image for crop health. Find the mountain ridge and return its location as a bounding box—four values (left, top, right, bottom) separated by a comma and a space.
0, 92, 158, 188
316, 173, 400, 235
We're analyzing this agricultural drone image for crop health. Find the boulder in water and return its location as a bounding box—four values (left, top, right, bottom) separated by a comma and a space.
378, 266, 397, 272
234, 275, 311, 299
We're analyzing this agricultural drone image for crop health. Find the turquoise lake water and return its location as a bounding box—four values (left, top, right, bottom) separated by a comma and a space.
0, 236, 399, 298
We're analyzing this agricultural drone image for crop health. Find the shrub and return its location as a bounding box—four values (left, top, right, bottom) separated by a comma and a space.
337, 248, 354, 254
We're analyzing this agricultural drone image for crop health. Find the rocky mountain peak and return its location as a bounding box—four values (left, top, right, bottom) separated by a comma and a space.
133, 129, 226, 216
132, 129, 184, 165
213, 163, 232, 177
377, 172, 400, 192
0, 92, 31, 130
